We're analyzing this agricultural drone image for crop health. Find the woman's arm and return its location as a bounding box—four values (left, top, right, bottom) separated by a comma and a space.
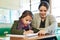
44, 15, 57, 34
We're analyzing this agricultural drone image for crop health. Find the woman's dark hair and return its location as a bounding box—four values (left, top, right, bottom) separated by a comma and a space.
19, 10, 33, 20
38, 1, 49, 10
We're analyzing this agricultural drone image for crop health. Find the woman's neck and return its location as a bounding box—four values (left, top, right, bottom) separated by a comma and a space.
41, 17, 46, 22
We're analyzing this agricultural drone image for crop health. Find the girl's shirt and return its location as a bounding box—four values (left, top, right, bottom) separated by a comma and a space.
17, 21, 31, 31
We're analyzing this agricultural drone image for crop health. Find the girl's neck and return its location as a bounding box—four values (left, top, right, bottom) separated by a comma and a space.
20, 19, 28, 27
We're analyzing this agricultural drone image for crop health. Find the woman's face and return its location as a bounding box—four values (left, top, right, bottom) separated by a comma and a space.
21, 15, 32, 26
39, 6, 48, 18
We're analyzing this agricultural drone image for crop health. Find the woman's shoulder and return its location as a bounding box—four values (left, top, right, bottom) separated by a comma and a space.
33, 13, 40, 17
34, 13, 39, 16
47, 14, 56, 21
47, 14, 55, 18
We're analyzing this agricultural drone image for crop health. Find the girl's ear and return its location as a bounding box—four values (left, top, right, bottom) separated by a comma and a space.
21, 18, 23, 20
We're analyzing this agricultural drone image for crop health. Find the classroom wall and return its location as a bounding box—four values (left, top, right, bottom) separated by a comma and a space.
0, 0, 20, 10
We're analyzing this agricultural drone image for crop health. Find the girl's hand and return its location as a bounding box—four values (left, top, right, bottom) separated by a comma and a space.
23, 30, 34, 35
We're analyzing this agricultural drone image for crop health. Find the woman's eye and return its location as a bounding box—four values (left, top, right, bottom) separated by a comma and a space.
44, 10, 47, 12
40, 10, 42, 12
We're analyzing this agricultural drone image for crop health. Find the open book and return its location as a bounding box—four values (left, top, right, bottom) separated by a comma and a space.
6, 33, 38, 38
25, 33, 38, 37
6, 34, 25, 37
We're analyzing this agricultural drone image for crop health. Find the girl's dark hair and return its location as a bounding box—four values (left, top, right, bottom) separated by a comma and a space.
19, 10, 33, 20
38, 1, 49, 10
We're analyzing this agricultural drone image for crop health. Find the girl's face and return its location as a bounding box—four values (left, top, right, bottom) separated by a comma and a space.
39, 6, 48, 18
21, 15, 32, 26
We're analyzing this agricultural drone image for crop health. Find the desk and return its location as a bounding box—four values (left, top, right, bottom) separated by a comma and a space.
6, 34, 57, 40
26, 34, 57, 40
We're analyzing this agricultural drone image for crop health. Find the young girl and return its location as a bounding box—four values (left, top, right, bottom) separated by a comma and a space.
11, 10, 34, 35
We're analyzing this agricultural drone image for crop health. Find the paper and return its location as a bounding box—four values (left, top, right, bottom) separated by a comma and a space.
25, 33, 38, 37
6, 34, 25, 37
6, 33, 38, 38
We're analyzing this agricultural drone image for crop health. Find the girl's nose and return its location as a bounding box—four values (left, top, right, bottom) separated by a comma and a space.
28, 21, 31, 24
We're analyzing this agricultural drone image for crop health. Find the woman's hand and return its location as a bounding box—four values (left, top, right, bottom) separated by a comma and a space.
23, 30, 34, 35
38, 30, 47, 36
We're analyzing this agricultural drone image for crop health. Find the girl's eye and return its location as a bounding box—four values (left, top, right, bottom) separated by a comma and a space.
26, 20, 28, 21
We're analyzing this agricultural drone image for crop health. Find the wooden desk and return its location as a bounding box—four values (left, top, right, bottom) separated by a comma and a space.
6, 34, 57, 40
6, 34, 26, 40
27, 34, 57, 40
10, 37, 24, 40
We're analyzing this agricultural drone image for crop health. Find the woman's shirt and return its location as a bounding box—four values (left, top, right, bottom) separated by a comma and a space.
40, 19, 46, 28
31, 13, 57, 34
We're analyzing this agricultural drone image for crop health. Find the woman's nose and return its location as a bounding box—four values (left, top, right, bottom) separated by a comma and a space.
42, 11, 45, 14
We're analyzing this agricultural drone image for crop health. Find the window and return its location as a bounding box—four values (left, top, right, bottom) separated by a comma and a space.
0, 0, 42, 23
10, 10, 20, 23
0, 8, 20, 23
52, 0, 60, 23
20, 0, 40, 14
20, 0, 30, 14
31, 0, 40, 14
0, 8, 10, 23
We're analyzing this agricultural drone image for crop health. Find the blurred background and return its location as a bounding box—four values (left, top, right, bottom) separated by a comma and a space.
0, 0, 60, 40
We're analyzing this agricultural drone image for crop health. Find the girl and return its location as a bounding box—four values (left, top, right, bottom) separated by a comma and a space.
11, 10, 34, 35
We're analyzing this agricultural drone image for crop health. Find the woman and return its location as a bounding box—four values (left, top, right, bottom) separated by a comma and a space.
11, 10, 34, 35
31, 1, 57, 35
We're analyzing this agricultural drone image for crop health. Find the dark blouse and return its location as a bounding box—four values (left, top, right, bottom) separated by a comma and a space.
40, 19, 46, 28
